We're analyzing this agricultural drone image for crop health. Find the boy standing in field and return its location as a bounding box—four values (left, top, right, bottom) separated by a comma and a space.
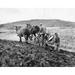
54, 33, 60, 51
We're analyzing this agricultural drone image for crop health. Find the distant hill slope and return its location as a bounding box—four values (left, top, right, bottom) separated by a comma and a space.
0, 19, 75, 29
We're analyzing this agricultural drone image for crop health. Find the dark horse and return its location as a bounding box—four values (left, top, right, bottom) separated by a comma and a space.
31, 25, 40, 35
30, 25, 40, 41
16, 25, 40, 43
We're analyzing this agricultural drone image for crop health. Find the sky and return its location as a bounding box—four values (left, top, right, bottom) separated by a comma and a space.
0, 8, 75, 24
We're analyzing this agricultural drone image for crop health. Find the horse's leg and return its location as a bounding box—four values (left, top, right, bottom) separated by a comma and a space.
26, 36, 28, 43
38, 34, 41, 46
36, 36, 40, 46
26, 35, 29, 43
41, 35, 44, 46
29, 34, 33, 41
42, 34, 45, 47
19, 36, 22, 42
34, 34, 36, 40
38, 37, 41, 46
34, 34, 36, 43
23, 35, 28, 43
23, 35, 25, 41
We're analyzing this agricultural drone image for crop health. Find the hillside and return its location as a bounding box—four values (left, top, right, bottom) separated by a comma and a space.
0, 39, 75, 67
0, 19, 75, 30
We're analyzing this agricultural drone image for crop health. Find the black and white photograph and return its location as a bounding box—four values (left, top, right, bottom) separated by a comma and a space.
0, 8, 75, 67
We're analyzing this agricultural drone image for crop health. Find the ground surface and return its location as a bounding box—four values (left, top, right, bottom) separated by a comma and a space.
0, 39, 75, 67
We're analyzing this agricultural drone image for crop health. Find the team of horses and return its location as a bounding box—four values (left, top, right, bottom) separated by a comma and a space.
15, 24, 60, 51
15, 24, 40, 43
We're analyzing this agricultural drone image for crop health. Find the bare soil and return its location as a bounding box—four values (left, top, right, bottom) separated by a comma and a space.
0, 39, 75, 67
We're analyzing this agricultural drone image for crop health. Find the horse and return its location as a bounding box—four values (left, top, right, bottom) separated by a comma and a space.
15, 24, 40, 43
30, 25, 40, 42
15, 25, 31, 43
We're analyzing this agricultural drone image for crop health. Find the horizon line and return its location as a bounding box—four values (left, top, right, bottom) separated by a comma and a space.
0, 18, 75, 25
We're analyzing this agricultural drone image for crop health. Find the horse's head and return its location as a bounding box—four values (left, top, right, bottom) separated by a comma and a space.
15, 26, 21, 31
34, 25, 40, 32
26, 24, 32, 29
15, 26, 20, 33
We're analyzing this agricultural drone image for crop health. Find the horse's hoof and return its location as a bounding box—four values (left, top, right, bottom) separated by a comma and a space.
19, 41, 22, 43
25, 42, 28, 44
